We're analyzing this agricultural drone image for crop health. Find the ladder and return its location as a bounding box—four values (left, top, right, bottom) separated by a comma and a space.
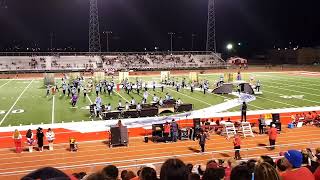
222, 123, 237, 139
239, 122, 254, 138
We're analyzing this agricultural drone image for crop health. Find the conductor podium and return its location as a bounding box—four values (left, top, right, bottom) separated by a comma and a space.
109, 126, 128, 147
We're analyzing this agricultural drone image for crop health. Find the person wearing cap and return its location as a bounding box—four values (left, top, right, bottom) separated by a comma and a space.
314, 149, 320, 180
268, 124, 277, 150
281, 150, 314, 180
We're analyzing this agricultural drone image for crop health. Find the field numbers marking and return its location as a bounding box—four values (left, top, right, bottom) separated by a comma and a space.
0, 80, 34, 125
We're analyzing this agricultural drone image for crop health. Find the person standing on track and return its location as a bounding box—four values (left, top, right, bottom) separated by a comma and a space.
12, 129, 22, 153
36, 127, 44, 152
197, 129, 208, 153
233, 134, 241, 160
46, 128, 55, 151
268, 124, 277, 150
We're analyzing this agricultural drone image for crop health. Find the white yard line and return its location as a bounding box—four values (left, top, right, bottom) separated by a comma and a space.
257, 74, 320, 87
263, 90, 320, 104
0, 80, 34, 126
255, 96, 298, 108
114, 90, 129, 102
51, 95, 55, 124
264, 84, 320, 98
257, 76, 320, 90
86, 95, 93, 104
166, 88, 212, 106
0, 79, 12, 89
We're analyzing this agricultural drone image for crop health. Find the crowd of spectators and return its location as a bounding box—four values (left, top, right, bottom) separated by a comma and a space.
21, 148, 320, 180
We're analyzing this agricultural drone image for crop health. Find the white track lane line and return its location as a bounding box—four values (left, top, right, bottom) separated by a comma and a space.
0, 80, 34, 126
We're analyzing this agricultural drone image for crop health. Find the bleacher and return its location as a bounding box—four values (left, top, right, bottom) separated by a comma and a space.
0, 51, 226, 72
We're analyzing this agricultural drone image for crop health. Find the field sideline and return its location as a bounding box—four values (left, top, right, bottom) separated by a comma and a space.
0, 71, 320, 127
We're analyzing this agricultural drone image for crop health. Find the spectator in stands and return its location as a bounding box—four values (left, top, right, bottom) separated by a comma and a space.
202, 168, 225, 180
120, 170, 128, 180
188, 173, 200, 180
258, 155, 276, 167
160, 158, 188, 180
84, 172, 104, 180
224, 158, 238, 180
101, 165, 119, 180
230, 165, 252, 180
276, 158, 287, 174
268, 124, 277, 150
36, 127, 44, 152
122, 170, 136, 180
314, 151, 320, 180
233, 134, 241, 160
12, 129, 22, 153
281, 150, 314, 180
254, 162, 280, 180
139, 167, 157, 180
21, 167, 76, 180
46, 128, 55, 151
246, 159, 257, 175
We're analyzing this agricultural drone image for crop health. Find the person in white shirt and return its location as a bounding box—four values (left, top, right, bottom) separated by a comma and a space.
143, 91, 149, 103
176, 98, 183, 106
152, 94, 159, 103
136, 103, 142, 111
106, 103, 112, 111
165, 93, 171, 100
125, 102, 130, 110
131, 98, 136, 105
46, 128, 55, 150
159, 98, 164, 106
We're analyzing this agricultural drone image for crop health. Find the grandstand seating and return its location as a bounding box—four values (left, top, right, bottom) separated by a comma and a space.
0, 52, 226, 72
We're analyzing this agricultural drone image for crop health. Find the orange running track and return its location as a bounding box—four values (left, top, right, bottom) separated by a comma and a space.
0, 126, 319, 179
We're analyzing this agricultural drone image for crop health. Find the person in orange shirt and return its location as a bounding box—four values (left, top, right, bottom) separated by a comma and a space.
163, 122, 170, 142
233, 134, 241, 160
268, 124, 277, 150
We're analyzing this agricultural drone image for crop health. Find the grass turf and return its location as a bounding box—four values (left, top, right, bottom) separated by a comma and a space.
0, 72, 320, 126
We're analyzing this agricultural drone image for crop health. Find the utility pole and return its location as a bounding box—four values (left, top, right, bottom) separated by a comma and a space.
168, 32, 175, 53
103, 31, 112, 52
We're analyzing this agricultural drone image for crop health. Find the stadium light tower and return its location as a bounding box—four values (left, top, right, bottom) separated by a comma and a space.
168, 32, 175, 53
89, 0, 101, 52
206, 0, 216, 53
103, 31, 112, 52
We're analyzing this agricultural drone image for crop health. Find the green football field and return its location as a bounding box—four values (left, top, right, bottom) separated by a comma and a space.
0, 72, 320, 127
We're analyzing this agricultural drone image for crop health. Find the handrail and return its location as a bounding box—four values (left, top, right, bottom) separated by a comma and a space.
0, 140, 318, 176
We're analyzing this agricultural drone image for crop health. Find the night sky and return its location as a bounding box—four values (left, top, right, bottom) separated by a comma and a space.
0, 0, 319, 54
